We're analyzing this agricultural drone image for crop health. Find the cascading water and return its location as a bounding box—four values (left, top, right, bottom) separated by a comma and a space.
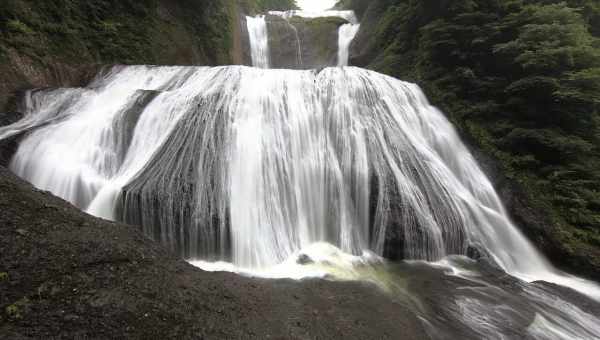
247, 10, 360, 69
2, 7, 600, 340
246, 15, 270, 68
3, 65, 599, 291
338, 22, 360, 66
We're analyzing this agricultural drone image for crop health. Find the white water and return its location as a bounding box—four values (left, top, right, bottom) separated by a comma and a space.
192, 242, 382, 280
427, 257, 600, 339
338, 22, 360, 66
2, 65, 600, 305
246, 15, 270, 68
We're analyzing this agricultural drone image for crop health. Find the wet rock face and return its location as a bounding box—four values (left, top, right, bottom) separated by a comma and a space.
297, 254, 314, 265
0, 111, 23, 128
266, 16, 347, 69
466, 244, 483, 260
237, 15, 253, 66
0, 132, 20, 167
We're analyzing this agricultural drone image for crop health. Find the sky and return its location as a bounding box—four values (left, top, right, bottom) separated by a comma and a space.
296, 0, 337, 11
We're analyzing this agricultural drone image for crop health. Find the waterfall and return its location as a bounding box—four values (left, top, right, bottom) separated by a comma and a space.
246, 15, 270, 68
2, 65, 600, 303
338, 23, 360, 66
2, 4, 600, 337
248, 10, 360, 69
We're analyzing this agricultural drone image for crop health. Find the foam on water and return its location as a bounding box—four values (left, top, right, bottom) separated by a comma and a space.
191, 242, 382, 280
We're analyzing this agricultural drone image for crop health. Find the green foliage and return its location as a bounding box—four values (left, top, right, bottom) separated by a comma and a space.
495, 4, 599, 75
501, 128, 594, 162
351, 0, 600, 275
6, 19, 33, 34
334, 0, 371, 17
256, 0, 298, 11
0, 0, 235, 66
241, 0, 298, 13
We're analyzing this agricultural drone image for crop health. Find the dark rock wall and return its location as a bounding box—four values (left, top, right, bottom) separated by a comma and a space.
267, 16, 347, 69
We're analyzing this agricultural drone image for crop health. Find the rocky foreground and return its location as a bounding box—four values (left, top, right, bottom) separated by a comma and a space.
0, 165, 426, 339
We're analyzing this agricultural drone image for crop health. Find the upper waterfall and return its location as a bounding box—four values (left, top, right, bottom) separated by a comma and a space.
246, 10, 359, 69
338, 22, 360, 66
246, 15, 271, 69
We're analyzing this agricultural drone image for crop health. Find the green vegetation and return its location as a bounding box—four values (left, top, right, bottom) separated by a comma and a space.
0, 0, 250, 110
290, 16, 348, 26
348, 0, 600, 277
256, 0, 298, 11
239, 0, 298, 13
3, 0, 300, 112
0, 0, 234, 65
0, 0, 302, 110
334, 0, 370, 18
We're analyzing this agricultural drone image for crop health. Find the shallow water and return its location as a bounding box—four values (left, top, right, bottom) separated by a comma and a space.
194, 245, 600, 339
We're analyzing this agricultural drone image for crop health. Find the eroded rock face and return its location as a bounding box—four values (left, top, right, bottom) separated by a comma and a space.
266, 16, 348, 69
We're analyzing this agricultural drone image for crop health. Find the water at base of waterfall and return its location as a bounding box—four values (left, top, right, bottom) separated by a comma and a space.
193, 245, 600, 340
